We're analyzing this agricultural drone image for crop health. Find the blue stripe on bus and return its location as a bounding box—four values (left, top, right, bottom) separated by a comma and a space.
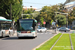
0, 19, 12, 21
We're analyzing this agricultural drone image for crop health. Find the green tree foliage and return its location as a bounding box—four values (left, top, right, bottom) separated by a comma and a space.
44, 5, 58, 20
37, 5, 59, 25
23, 8, 40, 19
0, 0, 22, 21
32, 11, 40, 19
12, 0, 22, 21
55, 14, 66, 26
68, 7, 75, 24
34, 5, 59, 26
40, 12, 47, 22
51, 20, 54, 25
40, 17, 44, 25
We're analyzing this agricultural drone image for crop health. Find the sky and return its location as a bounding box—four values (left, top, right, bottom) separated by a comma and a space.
22, 0, 74, 9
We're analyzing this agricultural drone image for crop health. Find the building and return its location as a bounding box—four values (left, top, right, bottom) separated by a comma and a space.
64, 4, 75, 11
23, 6, 41, 12
23, 6, 37, 10
35, 8, 42, 12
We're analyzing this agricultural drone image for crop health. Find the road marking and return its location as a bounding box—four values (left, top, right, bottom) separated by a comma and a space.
32, 33, 58, 50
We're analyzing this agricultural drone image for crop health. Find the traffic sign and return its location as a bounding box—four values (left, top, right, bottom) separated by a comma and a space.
43, 21, 46, 24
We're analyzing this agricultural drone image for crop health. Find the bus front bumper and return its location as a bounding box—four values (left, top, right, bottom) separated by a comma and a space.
17, 33, 37, 37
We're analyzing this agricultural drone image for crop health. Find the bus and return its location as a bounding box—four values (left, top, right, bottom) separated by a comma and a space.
15, 19, 37, 38
0, 16, 12, 37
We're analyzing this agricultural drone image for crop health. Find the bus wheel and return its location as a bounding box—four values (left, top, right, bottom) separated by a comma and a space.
9, 32, 11, 37
1, 32, 4, 38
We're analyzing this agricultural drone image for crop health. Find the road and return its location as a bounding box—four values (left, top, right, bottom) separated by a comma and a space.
0, 31, 55, 50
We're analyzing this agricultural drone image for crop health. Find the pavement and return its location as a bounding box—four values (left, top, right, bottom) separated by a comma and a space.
0, 30, 74, 50
0, 30, 55, 50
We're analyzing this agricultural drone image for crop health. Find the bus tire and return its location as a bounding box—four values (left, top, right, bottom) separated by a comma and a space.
1, 32, 4, 38
9, 31, 11, 37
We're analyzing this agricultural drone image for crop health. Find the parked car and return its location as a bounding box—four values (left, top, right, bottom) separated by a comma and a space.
37, 27, 47, 32
58, 27, 70, 32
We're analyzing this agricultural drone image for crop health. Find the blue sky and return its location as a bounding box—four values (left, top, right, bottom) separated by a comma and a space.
22, 0, 74, 9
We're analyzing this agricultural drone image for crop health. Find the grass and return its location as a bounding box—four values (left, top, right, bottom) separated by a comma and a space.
71, 33, 75, 50
36, 33, 62, 50
52, 34, 71, 50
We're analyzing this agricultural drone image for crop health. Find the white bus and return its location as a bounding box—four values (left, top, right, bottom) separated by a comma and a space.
0, 16, 12, 37
15, 19, 37, 38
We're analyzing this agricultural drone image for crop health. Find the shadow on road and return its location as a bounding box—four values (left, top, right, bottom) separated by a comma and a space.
1, 37, 36, 40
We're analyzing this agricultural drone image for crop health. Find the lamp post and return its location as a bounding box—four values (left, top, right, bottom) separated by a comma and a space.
10, 3, 12, 20
55, 20, 58, 34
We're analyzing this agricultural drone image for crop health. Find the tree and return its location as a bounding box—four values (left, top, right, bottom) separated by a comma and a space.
35, 5, 59, 26
23, 8, 40, 19
38, 5, 59, 23
31, 11, 40, 19
0, 0, 22, 21
68, 7, 75, 24
51, 20, 54, 25
55, 14, 66, 26
40, 17, 44, 26
12, 0, 22, 21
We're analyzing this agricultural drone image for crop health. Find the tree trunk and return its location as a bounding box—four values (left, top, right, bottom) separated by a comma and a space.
10, 3, 12, 20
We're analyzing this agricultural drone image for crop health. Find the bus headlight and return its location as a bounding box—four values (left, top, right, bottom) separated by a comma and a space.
31, 32, 35, 35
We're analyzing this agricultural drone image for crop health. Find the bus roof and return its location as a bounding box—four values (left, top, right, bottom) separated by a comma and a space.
0, 16, 12, 22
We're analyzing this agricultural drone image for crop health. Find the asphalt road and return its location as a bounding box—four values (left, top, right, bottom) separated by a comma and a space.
0, 31, 55, 50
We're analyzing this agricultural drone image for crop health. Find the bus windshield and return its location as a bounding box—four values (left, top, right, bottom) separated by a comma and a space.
18, 19, 35, 31
1, 23, 11, 30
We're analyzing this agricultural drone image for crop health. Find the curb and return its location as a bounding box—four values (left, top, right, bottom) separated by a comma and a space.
69, 33, 73, 50
32, 33, 58, 50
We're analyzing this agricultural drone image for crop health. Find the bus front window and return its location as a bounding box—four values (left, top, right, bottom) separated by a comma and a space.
18, 20, 35, 31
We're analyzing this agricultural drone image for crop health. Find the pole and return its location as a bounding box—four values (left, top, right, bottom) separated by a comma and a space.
10, 3, 12, 20
10, 3, 13, 28
22, 9, 23, 18
66, 14, 68, 27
